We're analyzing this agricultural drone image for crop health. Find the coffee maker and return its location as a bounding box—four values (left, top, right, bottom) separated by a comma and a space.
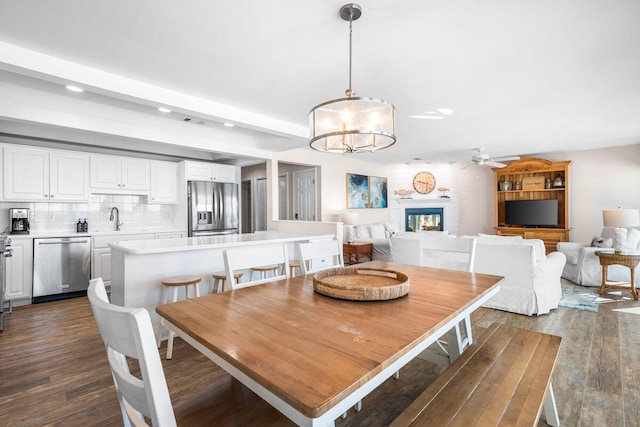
10, 208, 30, 234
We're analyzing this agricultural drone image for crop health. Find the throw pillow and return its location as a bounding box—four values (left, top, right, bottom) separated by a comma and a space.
590, 235, 613, 248
369, 224, 386, 239
627, 228, 640, 250
355, 225, 371, 239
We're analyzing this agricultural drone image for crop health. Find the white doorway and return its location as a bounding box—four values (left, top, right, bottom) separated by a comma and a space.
292, 168, 317, 221
278, 173, 288, 220
255, 177, 267, 231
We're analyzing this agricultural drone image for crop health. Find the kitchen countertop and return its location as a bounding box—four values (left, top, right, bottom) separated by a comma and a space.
109, 231, 335, 255
2, 228, 185, 239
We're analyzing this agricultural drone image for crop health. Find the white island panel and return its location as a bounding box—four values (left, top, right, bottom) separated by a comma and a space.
109, 231, 335, 331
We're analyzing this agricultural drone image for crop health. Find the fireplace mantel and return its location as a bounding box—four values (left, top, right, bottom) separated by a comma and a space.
395, 197, 453, 205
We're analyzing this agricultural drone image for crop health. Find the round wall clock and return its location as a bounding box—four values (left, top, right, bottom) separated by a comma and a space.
412, 171, 436, 194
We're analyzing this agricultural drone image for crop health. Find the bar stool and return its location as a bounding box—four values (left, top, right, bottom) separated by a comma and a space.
289, 260, 301, 277
249, 265, 282, 281
156, 275, 201, 360
211, 271, 243, 293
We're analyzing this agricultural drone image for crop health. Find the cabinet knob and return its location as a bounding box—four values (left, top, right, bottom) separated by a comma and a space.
50, 195, 54, 198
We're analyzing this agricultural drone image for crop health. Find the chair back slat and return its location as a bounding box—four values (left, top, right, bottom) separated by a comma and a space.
299, 239, 344, 274
223, 243, 290, 289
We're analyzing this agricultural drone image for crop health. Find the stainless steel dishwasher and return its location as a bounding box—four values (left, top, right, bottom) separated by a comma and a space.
33, 237, 91, 303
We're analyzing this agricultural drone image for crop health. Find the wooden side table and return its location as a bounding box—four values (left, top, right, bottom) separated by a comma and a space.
595, 251, 640, 300
343, 242, 373, 265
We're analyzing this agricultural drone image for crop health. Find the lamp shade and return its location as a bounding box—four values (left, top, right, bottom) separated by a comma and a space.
603, 208, 640, 227
309, 96, 396, 153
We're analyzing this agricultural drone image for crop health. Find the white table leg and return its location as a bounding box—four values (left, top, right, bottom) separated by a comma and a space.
544, 383, 560, 427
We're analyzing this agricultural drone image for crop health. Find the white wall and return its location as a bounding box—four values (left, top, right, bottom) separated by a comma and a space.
270, 148, 391, 226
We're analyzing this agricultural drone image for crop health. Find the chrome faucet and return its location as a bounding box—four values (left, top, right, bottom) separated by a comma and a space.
109, 207, 123, 231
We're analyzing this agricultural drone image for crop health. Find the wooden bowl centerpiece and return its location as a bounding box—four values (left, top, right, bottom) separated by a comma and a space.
313, 267, 409, 301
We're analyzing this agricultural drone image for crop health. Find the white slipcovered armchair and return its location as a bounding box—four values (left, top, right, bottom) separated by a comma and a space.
473, 236, 566, 315
556, 227, 640, 287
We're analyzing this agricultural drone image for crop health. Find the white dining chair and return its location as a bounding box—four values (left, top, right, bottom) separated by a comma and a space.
223, 243, 290, 290
389, 236, 478, 365
298, 239, 344, 275
88, 277, 177, 427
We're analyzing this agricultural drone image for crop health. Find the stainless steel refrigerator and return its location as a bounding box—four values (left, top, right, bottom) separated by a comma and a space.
188, 181, 239, 236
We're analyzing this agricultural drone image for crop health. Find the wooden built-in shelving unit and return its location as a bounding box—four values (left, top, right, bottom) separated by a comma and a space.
494, 158, 572, 254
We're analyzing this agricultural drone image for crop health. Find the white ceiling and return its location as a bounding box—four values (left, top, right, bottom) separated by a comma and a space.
0, 0, 639, 165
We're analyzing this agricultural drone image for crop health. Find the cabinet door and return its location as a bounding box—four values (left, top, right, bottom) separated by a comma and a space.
150, 162, 178, 204
90, 155, 121, 190
50, 151, 90, 201
185, 161, 214, 181
5, 239, 33, 301
121, 159, 150, 192
213, 164, 237, 183
92, 248, 112, 286
3, 146, 49, 200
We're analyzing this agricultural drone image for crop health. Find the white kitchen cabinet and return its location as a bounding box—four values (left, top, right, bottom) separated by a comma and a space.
90, 155, 150, 194
2, 146, 89, 201
5, 238, 33, 305
150, 161, 179, 204
49, 151, 90, 201
3, 146, 49, 200
185, 161, 237, 183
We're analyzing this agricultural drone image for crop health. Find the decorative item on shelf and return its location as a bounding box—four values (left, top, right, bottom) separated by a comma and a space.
499, 181, 512, 191
309, 3, 395, 154
438, 187, 450, 198
394, 189, 415, 198
514, 181, 521, 190
522, 176, 545, 190
545, 178, 552, 189
603, 207, 640, 253
412, 171, 436, 194
552, 174, 565, 188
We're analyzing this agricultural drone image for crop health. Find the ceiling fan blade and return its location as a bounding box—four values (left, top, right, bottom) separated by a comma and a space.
485, 160, 507, 168
493, 155, 520, 162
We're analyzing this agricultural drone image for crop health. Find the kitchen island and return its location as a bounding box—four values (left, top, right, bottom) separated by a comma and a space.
108, 231, 335, 328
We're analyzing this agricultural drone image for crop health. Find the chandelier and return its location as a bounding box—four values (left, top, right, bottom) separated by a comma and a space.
309, 3, 396, 154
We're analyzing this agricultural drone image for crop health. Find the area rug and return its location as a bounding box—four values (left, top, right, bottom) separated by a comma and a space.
558, 281, 632, 312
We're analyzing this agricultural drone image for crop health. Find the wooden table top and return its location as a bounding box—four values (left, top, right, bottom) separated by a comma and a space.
156, 261, 503, 419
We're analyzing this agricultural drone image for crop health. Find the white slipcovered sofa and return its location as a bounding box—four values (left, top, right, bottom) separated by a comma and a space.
556, 226, 640, 287
345, 223, 450, 262
472, 235, 566, 316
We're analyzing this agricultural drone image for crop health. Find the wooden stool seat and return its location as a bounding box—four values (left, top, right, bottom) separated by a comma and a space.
156, 275, 202, 359
212, 271, 243, 293
289, 260, 301, 277
160, 275, 202, 287
250, 265, 282, 280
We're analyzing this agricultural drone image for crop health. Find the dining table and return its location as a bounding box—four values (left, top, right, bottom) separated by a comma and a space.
155, 260, 503, 427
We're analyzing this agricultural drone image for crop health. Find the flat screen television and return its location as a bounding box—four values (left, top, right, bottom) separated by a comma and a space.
504, 199, 558, 227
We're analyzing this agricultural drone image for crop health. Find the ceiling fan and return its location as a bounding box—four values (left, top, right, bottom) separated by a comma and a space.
469, 148, 520, 168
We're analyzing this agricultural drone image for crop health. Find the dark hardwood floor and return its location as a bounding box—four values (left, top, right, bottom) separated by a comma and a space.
1, 280, 638, 426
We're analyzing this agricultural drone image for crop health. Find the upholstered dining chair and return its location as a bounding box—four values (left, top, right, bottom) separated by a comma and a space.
222, 243, 290, 290
298, 239, 344, 275
88, 277, 178, 427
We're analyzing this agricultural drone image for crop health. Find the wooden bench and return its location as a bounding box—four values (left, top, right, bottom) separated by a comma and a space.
390, 322, 562, 427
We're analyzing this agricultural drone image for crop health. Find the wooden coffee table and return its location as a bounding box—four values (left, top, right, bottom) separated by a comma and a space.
595, 251, 640, 300
343, 242, 373, 265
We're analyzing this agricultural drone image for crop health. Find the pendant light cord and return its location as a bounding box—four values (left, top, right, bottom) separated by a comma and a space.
348, 17, 353, 94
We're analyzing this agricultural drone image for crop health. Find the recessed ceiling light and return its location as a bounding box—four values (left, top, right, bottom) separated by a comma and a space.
65, 85, 84, 93
158, 107, 171, 113
223, 122, 235, 127
437, 108, 454, 115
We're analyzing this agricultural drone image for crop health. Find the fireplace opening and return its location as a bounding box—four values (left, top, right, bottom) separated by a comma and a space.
405, 208, 444, 232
